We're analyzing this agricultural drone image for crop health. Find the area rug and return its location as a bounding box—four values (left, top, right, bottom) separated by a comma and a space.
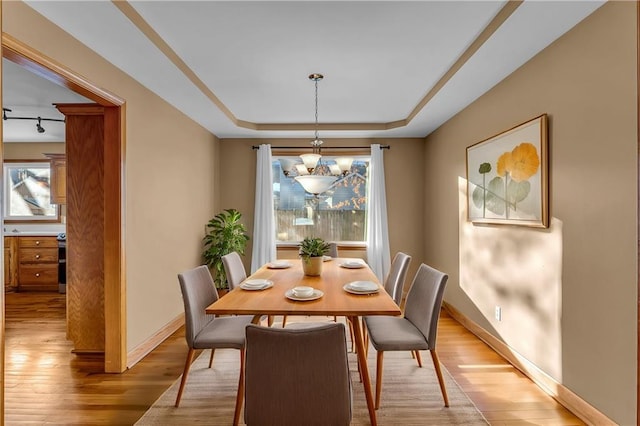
136, 321, 488, 425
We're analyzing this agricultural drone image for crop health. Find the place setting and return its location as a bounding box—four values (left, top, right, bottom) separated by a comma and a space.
267, 260, 292, 269
285, 285, 324, 301
343, 280, 380, 295
339, 259, 366, 269
239, 279, 274, 291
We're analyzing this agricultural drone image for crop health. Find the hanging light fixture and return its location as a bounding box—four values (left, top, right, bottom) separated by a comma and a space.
294, 74, 338, 196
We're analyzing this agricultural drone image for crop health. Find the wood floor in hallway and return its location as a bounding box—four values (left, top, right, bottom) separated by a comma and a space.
4, 292, 584, 425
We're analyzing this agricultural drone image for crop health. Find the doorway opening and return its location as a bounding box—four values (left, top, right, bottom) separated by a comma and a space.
2, 34, 126, 374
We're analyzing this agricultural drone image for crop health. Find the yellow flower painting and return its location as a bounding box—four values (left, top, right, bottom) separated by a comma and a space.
466, 115, 548, 228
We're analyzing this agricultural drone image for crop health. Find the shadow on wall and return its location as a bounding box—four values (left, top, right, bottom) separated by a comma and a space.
457, 176, 563, 382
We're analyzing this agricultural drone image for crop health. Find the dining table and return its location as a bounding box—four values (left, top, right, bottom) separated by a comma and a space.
205, 257, 401, 426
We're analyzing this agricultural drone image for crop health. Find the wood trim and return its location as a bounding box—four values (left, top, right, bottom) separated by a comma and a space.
0, 2, 5, 422
637, 1, 640, 423
443, 302, 616, 426
126, 314, 184, 369
407, 1, 523, 123
103, 106, 125, 373
111, 0, 519, 133
111, 1, 236, 124
2, 33, 124, 107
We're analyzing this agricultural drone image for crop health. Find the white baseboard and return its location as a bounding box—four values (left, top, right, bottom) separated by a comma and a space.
126, 314, 184, 368
443, 302, 616, 426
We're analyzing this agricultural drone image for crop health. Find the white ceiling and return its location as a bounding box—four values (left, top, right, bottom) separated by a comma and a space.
5, 1, 605, 141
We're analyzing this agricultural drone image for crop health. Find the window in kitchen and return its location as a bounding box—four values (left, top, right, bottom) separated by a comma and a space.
3, 161, 59, 222
272, 155, 369, 243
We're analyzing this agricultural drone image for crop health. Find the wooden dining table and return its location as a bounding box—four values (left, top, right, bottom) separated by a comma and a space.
205, 257, 401, 426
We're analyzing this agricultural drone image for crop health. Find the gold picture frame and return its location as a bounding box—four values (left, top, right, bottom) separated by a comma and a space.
466, 114, 549, 228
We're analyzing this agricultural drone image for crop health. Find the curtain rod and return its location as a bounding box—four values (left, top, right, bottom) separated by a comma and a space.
251, 145, 390, 150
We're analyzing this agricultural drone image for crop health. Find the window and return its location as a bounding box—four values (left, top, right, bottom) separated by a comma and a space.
272, 155, 369, 243
4, 162, 59, 222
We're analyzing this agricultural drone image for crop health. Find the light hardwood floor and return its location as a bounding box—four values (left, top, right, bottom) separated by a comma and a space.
4, 292, 584, 425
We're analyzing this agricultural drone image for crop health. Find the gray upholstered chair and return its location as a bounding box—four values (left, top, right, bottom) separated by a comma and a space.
384, 252, 412, 306
328, 242, 339, 258
244, 323, 352, 426
223, 251, 275, 327
222, 251, 247, 290
175, 265, 253, 426
363, 252, 411, 350
364, 263, 449, 409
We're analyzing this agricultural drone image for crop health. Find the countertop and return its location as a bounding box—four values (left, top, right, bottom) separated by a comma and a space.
3, 225, 65, 237
4, 231, 62, 237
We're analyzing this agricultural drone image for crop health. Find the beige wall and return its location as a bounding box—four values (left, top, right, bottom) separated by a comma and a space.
4, 2, 219, 353
424, 2, 636, 424
3, 142, 64, 160
218, 138, 425, 288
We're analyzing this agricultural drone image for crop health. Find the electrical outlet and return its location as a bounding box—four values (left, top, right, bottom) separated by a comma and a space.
495, 306, 502, 321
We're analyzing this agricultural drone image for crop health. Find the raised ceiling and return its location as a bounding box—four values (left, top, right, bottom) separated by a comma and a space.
10, 1, 605, 140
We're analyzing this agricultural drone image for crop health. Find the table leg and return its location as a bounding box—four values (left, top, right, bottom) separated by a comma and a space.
349, 315, 377, 426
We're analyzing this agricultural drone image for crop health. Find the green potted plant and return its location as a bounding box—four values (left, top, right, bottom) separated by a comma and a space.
203, 209, 250, 290
299, 237, 330, 276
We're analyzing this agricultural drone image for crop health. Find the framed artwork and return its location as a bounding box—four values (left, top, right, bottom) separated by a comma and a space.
466, 114, 548, 228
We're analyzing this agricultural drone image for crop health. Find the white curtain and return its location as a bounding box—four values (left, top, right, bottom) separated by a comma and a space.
251, 144, 277, 273
366, 144, 391, 283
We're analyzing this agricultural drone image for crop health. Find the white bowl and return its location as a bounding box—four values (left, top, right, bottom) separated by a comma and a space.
292, 286, 314, 298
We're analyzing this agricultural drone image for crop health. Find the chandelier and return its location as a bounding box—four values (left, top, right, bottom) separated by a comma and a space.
282, 73, 353, 196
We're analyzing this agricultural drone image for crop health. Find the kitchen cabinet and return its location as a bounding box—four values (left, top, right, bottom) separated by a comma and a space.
45, 153, 66, 205
17, 236, 58, 291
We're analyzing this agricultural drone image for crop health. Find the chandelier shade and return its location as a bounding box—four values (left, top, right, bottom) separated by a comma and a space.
335, 157, 354, 175
279, 158, 298, 176
300, 153, 321, 173
294, 175, 338, 195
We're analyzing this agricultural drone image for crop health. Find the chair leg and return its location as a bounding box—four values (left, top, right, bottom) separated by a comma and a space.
267, 315, 274, 327
233, 349, 245, 426
346, 318, 355, 353
282, 315, 288, 328
363, 323, 369, 357
375, 351, 384, 409
414, 350, 423, 367
208, 349, 215, 368
430, 350, 449, 407
174, 348, 196, 407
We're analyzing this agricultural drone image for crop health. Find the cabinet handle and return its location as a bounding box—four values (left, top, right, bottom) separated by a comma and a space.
35, 273, 40, 277
35, 241, 40, 246
35, 254, 40, 259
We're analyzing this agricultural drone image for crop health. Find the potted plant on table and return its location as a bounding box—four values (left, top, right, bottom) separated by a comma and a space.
203, 209, 250, 294
299, 237, 330, 276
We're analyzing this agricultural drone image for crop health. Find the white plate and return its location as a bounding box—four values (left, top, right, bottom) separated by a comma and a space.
323, 255, 332, 262
240, 280, 273, 291
343, 284, 379, 295
285, 288, 324, 301
340, 261, 365, 269
267, 261, 292, 269
348, 280, 378, 291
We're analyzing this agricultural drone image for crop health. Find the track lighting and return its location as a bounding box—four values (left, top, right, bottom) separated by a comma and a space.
36, 118, 45, 133
2, 108, 65, 134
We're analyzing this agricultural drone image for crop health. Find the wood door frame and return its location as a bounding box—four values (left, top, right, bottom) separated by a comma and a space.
637, 2, 639, 423
1, 34, 126, 373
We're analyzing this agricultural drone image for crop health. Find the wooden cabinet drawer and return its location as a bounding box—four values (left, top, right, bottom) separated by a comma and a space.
19, 237, 58, 249
16, 236, 59, 291
18, 247, 58, 263
18, 264, 58, 286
